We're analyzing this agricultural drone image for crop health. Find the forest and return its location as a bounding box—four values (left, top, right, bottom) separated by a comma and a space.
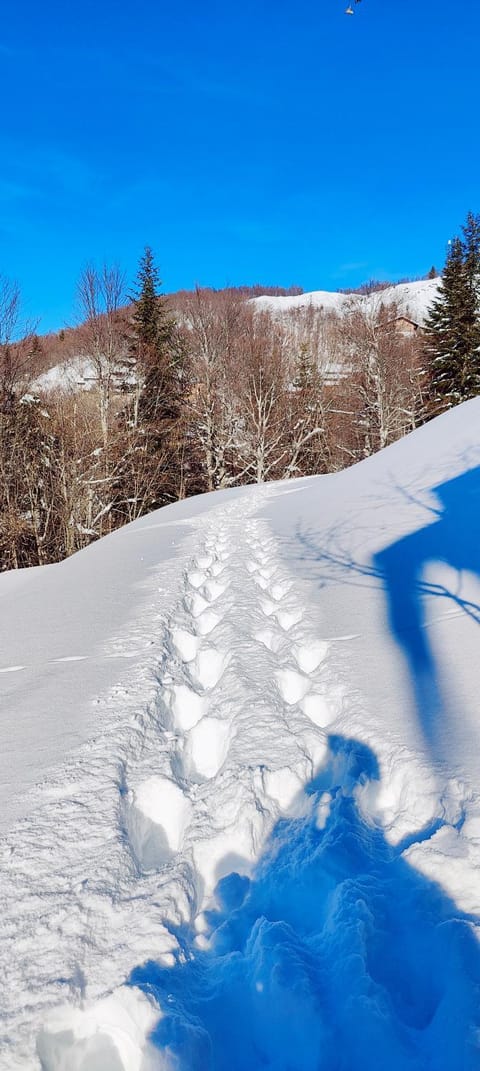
1, 212, 478, 571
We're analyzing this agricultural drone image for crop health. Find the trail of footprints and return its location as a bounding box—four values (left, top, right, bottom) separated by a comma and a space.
122, 508, 341, 887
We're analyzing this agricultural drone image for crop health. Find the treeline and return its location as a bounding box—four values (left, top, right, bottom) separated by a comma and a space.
0, 218, 475, 572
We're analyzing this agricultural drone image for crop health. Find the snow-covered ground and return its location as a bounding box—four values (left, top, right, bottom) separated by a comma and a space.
1, 398, 480, 1070
252, 276, 440, 323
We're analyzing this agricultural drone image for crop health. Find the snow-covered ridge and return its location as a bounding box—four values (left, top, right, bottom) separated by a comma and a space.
252, 276, 440, 323
2, 399, 480, 1069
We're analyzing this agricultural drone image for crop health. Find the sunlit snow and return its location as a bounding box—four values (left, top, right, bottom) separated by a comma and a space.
1, 399, 480, 1070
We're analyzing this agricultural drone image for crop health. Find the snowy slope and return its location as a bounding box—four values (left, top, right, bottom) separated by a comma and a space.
31, 356, 98, 394
252, 276, 440, 322
32, 280, 440, 397
2, 400, 480, 1070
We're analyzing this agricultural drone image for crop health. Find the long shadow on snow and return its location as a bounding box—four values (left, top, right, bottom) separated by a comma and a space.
373, 467, 480, 758
295, 466, 480, 765
130, 735, 480, 1071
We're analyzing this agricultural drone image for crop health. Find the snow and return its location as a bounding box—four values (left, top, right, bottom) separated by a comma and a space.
252, 276, 440, 323
35, 987, 160, 1071
126, 776, 193, 870
2, 398, 480, 1069
32, 356, 99, 394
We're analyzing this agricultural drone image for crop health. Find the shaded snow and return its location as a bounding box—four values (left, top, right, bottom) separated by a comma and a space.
1, 399, 480, 1070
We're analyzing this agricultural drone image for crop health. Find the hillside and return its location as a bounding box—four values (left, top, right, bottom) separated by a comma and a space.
252, 276, 440, 322
1, 398, 480, 1069
32, 277, 439, 396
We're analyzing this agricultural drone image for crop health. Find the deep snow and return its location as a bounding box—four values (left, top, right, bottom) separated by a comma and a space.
2, 399, 480, 1070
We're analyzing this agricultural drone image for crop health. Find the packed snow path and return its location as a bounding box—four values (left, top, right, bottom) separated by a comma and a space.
3, 401, 480, 1069
1, 494, 343, 1069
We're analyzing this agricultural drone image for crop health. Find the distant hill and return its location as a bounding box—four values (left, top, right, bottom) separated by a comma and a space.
251, 277, 440, 324
31, 278, 440, 395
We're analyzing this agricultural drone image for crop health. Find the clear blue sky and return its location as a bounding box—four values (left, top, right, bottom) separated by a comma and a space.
1, 0, 478, 331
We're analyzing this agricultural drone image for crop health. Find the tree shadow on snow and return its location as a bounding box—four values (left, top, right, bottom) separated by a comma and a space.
294, 465, 480, 765
373, 466, 480, 759
130, 735, 480, 1071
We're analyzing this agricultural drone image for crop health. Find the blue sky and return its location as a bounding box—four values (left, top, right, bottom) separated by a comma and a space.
1, 0, 478, 331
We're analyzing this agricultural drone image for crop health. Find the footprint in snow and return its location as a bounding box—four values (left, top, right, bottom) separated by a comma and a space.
168, 684, 206, 732
203, 578, 229, 602
269, 580, 293, 601
293, 641, 329, 674
258, 566, 277, 581
260, 598, 277, 618
196, 555, 213, 570
246, 561, 260, 575
301, 694, 335, 728
183, 717, 232, 781
125, 775, 192, 872
193, 648, 229, 690
196, 610, 223, 637
253, 574, 270, 591
253, 628, 284, 655
277, 668, 311, 705
276, 609, 303, 631
185, 592, 211, 618
171, 628, 201, 664
187, 570, 208, 590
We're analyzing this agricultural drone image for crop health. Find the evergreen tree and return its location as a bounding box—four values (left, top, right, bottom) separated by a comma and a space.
129, 246, 182, 425
115, 248, 190, 516
132, 246, 166, 350
424, 213, 480, 410
294, 342, 318, 392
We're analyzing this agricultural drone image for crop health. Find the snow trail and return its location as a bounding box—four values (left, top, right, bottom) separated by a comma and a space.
0, 493, 341, 1070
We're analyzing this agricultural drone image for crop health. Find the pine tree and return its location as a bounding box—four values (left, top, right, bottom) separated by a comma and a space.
132, 246, 166, 350
115, 248, 189, 516
424, 213, 480, 410
294, 342, 317, 392
129, 246, 181, 425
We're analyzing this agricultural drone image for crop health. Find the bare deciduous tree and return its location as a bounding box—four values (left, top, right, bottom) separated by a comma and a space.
77, 264, 126, 450
340, 298, 424, 457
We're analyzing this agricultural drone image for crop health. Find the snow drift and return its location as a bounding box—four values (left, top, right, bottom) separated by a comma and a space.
1, 399, 480, 1070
